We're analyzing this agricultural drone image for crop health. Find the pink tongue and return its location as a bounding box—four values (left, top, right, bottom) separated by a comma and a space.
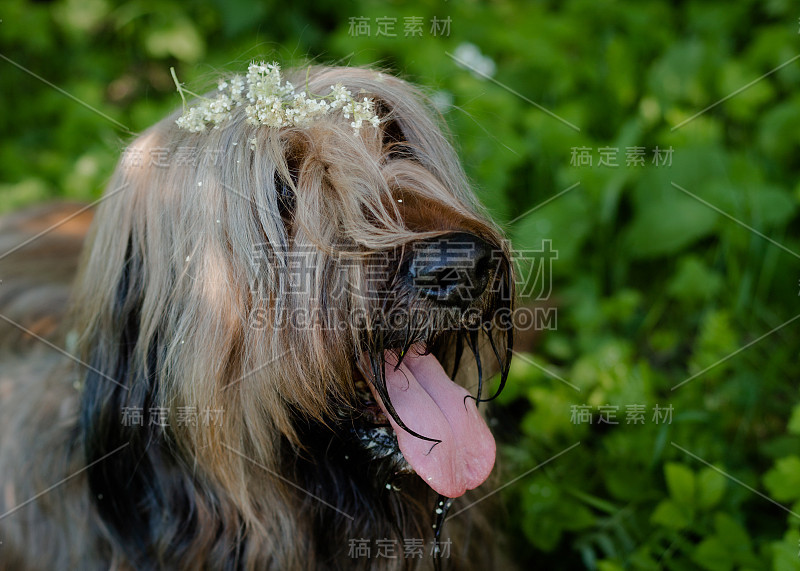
367, 346, 496, 498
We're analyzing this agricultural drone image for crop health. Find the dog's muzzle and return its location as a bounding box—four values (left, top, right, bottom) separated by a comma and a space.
406, 232, 493, 309
350, 231, 508, 498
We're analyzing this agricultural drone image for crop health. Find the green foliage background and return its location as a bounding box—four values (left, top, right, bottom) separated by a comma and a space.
2, 0, 800, 568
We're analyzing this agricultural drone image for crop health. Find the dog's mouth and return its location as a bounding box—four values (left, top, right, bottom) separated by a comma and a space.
363, 346, 495, 498
347, 235, 514, 499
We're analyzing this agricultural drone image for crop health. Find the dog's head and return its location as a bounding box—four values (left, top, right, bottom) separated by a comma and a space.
73, 64, 513, 563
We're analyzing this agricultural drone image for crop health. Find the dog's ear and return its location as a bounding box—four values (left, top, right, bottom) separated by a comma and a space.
378, 102, 418, 162
274, 146, 302, 228
275, 167, 297, 222
80, 241, 204, 566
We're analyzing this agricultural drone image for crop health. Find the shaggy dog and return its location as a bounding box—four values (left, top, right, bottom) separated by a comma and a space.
0, 65, 514, 570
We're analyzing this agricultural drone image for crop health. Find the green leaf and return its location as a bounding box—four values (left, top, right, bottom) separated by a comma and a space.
757, 95, 800, 162
648, 40, 710, 106
512, 192, 592, 270
714, 513, 754, 555
771, 529, 800, 571
665, 462, 696, 506
667, 256, 723, 304
623, 193, 718, 259
719, 61, 775, 121
698, 467, 727, 510
692, 536, 734, 571
788, 404, 800, 435
764, 456, 800, 502
560, 502, 596, 531
689, 310, 738, 379
651, 499, 691, 530
744, 185, 797, 230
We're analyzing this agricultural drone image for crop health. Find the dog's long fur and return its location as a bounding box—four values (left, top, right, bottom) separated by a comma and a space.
0, 66, 514, 570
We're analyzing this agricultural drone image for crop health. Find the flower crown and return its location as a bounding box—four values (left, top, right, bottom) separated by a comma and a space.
172, 62, 381, 135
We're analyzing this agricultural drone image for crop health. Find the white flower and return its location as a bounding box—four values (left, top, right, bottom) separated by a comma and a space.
229, 75, 245, 102
175, 61, 381, 136
453, 42, 496, 79
175, 106, 208, 132
430, 90, 454, 113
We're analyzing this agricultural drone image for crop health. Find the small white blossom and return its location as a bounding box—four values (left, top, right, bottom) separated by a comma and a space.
453, 42, 497, 79
431, 90, 454, 112
229, 75, 246, 102
175, 106, 209, 132
175, 62, 381, 136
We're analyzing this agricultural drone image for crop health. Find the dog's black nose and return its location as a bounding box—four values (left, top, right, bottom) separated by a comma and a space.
408, 232, 494, 307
